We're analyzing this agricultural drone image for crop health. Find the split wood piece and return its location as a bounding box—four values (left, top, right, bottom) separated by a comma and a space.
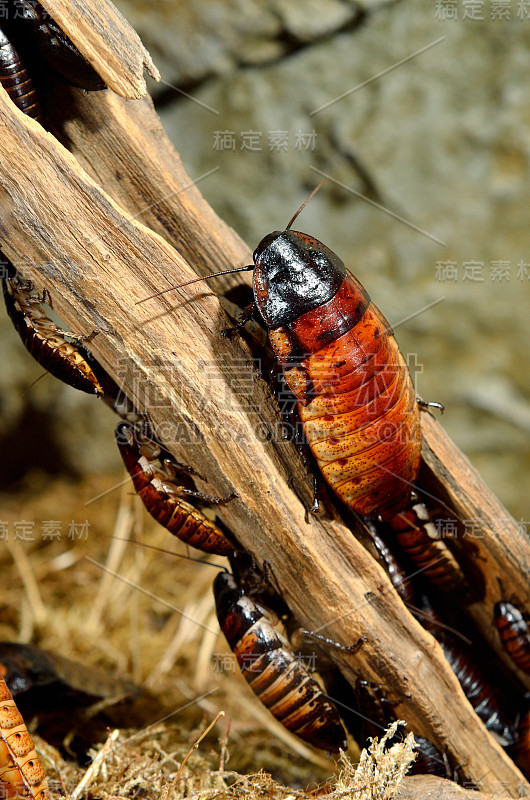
420, 414, 530, 692
38, 0, 159, 98
41, 82, 530, 684
0, 89, 526, 794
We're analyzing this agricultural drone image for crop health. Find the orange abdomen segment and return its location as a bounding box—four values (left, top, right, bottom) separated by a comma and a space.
269, 277, 421, 519
0, 677, 50, 800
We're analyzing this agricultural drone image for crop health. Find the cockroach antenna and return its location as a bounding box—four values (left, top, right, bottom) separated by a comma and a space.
285, 178, 330, 231
135, 264, 254, 305
135, 180, 329, 306
111, 536, 229, 572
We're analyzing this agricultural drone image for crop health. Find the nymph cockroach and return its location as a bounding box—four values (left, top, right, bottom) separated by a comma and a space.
2, 268, 104, 396
214, 570, 348, 752
3, 261, 143, 419
0, 22, 42, 121
0, 675, 50, 800
116, 422, 238, 556
362, 517, 417, 607
494, 601, 530, 676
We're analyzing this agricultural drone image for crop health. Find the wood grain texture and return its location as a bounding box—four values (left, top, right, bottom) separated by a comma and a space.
38, 0, 159, 98
43, 83, 530, 690
397, 774, 505, 800
0, 86, 528, 794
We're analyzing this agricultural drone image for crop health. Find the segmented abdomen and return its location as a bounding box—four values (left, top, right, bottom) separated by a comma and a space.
0, 26, 42, 121
116, 423, 236, 556
387, 495, 467, 594
214, 572, 347, 751
2, 274, 103, 395
0, 676, 50, 800
494, 601, 530, 674
269, 274, 421, 519
439, 634, 514, 746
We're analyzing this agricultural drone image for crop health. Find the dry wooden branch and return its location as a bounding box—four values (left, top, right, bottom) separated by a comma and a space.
42, 82, 530, 692
38, 0, 160, 98
0, 85, 528, 794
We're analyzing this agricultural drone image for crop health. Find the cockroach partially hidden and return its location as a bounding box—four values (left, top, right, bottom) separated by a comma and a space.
1, 0, 105, 93
0, 22, 42, 121
353, 678, 449, 778
494, 601, 530, 676
0, 675, 50, 800
116, 422, 238, 556
385, 492, 466, 594
2, 270, 104, 396
214, 570, 347, 752
419, 594, 515, 747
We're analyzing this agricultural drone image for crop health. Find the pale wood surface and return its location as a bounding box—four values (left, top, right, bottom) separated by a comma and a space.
397, 774, 509, 800
39, 0, 160, 98
0, 86, 527, 793
44, 83, 530, 691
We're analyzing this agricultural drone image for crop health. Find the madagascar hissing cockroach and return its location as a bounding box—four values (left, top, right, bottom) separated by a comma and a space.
418, 594, 515, 747
362, 517, 417, 607
0, 675, 50, 800
0, 22, 42, 121
2, 268, 104, 396
384, 492, 466, 595
2, 0, 105, 92
213, 570, 348, 752
139, 186, 463, 592
494, 601, 530, 676
116, 422, 238, 556
353, 678, 450, 779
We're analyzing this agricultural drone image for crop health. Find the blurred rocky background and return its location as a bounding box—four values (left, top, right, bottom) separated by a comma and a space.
1, 0, 529, 521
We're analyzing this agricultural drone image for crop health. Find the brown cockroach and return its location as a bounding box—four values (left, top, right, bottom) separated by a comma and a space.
214, 570, 348, 752
494, 601, 530, 676
0, 675, 50, 800
1, 0, 104, 93
138, 186, 462, 594
2, 269, 104, 396
116, 422, 238, 556
419, 594, 515, 747
385, 492, 466, 594
0, 22, 42, 121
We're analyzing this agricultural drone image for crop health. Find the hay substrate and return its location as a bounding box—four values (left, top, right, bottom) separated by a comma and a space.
0, 469, 420, 799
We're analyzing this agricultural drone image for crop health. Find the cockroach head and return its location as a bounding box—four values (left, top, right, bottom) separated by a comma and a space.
252, 229, 346, 328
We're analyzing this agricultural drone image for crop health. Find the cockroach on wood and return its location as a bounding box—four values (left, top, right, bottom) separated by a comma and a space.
0, 0, 105, 99
137, 184, 463, 593
494, 601, 530, 676
116, 422, 238, 556
0, 22, 42, 121
419, 593, 515, 747
213, 570, 349, 752
2, 268, 104, 396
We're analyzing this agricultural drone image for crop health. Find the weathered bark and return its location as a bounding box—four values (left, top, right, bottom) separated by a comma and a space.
0, 84, 528, 793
